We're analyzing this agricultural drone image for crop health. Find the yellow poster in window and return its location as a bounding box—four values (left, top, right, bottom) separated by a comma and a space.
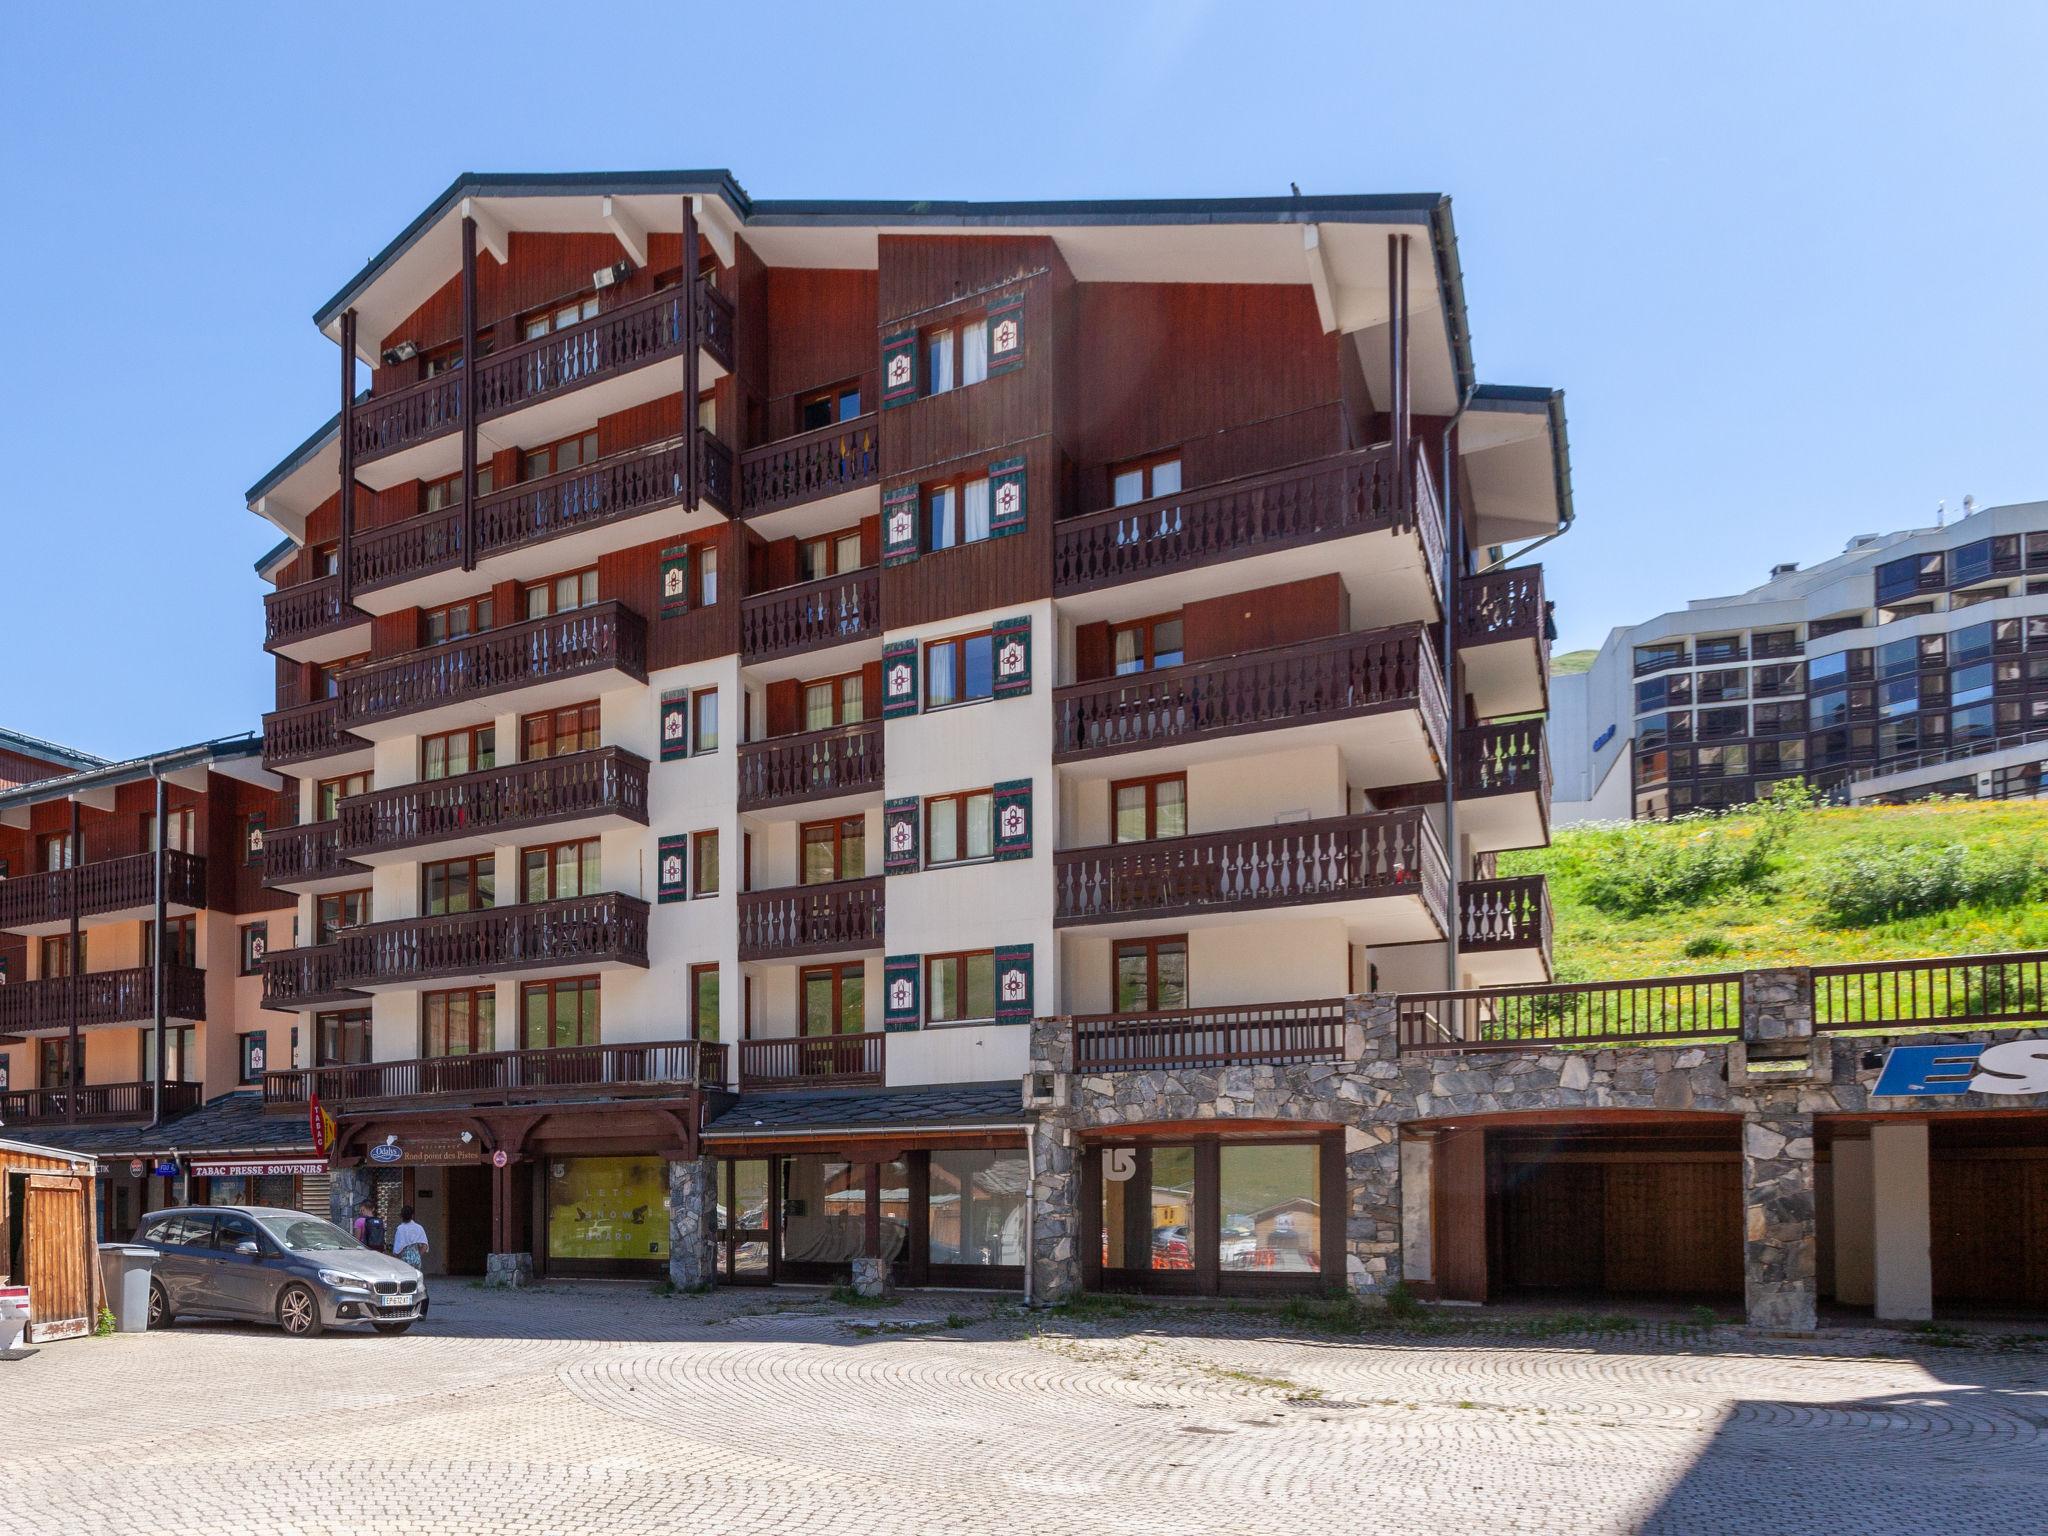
546, 1156, 671, 1262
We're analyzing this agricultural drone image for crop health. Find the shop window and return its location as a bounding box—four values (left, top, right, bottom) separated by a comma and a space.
546, 1156, 670, 1269
1101, 1144, 1195, 1272
928, 1149, 1028, 1269
780, 1157, 869, 1269
1219, 1144, 1322, 1275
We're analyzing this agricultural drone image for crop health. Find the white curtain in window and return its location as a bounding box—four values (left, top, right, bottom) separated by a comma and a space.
962, 323, 988, 385
963, 478, 991, 542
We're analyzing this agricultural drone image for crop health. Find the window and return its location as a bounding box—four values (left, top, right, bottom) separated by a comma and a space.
1695, 668, 1747, 702
923, 320, 987, 395
925, 631, 994, 709
311, 653, 367, 700
307, 541, 340, 577
690, 964, 720, 1042
522, 976, 599, 1049
797, 381, 864, 431
316, 772, 371, 822
926, 790, 994, 866
38, 935, 77, 978
927, 475, 992, 551
422, 856, 494, 915
801, 817, 865, 885
1877, 638, 1920, 679
1633, 642, 1688, 674
523, 567, 599, 619
521, 839, 601, 904
1951, 703, 1997, 743
926, 951, 995, 1024
1112, 775, 1187, 843
802, 964, 865, 1035
424, 465, 495, 513
803, 672, 866, 731
1114, 936, 1188, 1013
240, 923, 269, 976
1109, 455, 1183, 508
1952, 663, 1995, 709
1807, 651, 1850, 690
143, 916, 197, 970
422, 724, 495, 780
692, 688, 720, 754
239, 1032, 269, 1083
798, 530, 866, 583
522, 430, 600, 484
1112, 614, 1185, 675
1696, 743, 1749, 778
422, 594, 494, 646
141, 1024, 198, 1083
520, 702, 600, 761
697, 543, 719, 606
146, 807, 198, 853
928, 1148, 1027, 1269
521, 293, 600, 340
1635, 673, 1692, 712
422, 988, 495, 1057
691, 830, 720, 897
36, 831, 71, 872
1218, 1143, 1321, 1275
38, 1037, 71, 1088
1952, 621, 1994, 668
317, 1009, 372, 1067
1876, 551, 1944, 603
316, 889, 371, 945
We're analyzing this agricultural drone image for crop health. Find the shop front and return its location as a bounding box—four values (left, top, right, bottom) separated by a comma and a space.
544, 1155, 673, 1277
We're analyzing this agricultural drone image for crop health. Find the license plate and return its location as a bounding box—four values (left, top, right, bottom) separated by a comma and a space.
379, 1299, 412, 1310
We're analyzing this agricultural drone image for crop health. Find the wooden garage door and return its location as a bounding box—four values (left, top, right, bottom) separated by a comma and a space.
1932, 1158, 2048, 1307
1499, 1159, 1740, 1299
26, 1174, 92, 1342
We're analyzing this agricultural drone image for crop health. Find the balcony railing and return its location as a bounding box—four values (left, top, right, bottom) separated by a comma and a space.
1634, 650, 1690, 677
739, 570, 880, 664
337, 602, 646, 730
1458, 720, 1552, 801
1053, 625, 1445, 764
0, 964, 207, 1034
739, 415, 880, 518
1054, 808, 1447, 929
736, 722, 884, 812
261, 1039, 723, 1115
736, 1032, 886, 1091
1052, 445, 1419, 596
261, 822, 366, 890
1456, 565, 1546, 648
332, 893, 650, 987
736, 878, 884, 961
260, 944, 365, 1010
0, 1080, 201, 1125
1458, 875, 1553, 959
336, 748, 649, 859
1396, 972, 1742, 1054
263, 573, 362, 653
262, 697, 369, 769
1072, 1002, 1347, 1072
0, 850, 208, 931
350, 278, 735, 466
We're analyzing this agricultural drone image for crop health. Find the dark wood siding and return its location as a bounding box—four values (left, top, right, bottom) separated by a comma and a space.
1181, 574, 1348, 664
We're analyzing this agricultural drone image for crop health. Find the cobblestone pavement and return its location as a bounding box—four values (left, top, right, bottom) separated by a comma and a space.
2, 1285, 2045, 1535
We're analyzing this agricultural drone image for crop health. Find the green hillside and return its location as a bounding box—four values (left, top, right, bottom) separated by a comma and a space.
1500, 792, 2048, 981
1550, 649, 1598, 675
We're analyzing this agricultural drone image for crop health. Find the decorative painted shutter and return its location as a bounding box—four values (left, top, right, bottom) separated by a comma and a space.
992, 616, 1031, 699
883, 797, 921, 873
989, 457, 1027, 538
881, 640, 920, 719
881, 330, 920, 407
882, 484, 921, 566
986, 293, 1025, 376
658, 690, 692, 762
656, 835, 689, 903
884, 954, 922, 1031
658, 544, 691, 619
994, 944, 1034, 1025
993, 779, 1033, 861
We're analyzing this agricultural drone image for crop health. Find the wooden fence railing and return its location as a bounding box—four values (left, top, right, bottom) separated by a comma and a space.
263, 573, 359, 652
1396, 972, 1743, 1053
736, 1032, 887, 1091
739, 570, 881, 663
736, 722, 883, 811
739, 415, 880, 517
262, 1039, 719, 1113
0, 1080, 201, 1125
0, 965, 209, 1033
335, 748, 649, 858
1812, 952, 2048, 1031
735, 879, 885, 961
0, 850, 208, 929
1073, 1002, 1347, 1072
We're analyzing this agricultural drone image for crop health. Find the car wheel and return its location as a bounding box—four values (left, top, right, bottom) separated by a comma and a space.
371, 1321, 413, 1336
147, 1280, 172, 1330
277, 1283, 324, 1337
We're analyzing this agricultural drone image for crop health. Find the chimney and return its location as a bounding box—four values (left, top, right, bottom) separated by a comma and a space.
1769, 562, 1798, 578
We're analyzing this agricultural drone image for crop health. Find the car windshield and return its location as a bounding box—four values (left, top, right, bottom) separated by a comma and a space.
255, 1215, 361, 1253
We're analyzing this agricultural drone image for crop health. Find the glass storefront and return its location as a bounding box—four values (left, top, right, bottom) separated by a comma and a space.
1218, 1143, 1321, 1275
1096, 1137, 1330, 1295
779, 1157, 867, 1271
928, 1149, 1027, 1270
546, 1156, 670, 1272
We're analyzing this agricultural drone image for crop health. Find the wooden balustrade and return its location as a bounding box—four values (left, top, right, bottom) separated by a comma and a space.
1054, 809, 1447, 929
1053, 625, 1446, 763
337, 602, 646, 729
736, 722, 884, 811
260, 944, 364, 1010
1396, 972, 1742, 1054
739, 570, 880, 663
739, 415, 880, 517
262, 697, 368, 769
1458, 875, 1553, 957
1812, 951, 2048, 1031
263, 573, 361, 653
0, 851, 207, 931
1457, 565, 1546, 647
736, 878, 884, 960
1072, 1002, 1347, 1072
336, 748, 649, 858
332, 893, 650, 987
0, 1080, 201, 1125
262, 1038, 716, 1114
1458, 719, 1551, 800
261, 823, 364, 890
0, 965, 207, 1034
736, 1032, 886, 1091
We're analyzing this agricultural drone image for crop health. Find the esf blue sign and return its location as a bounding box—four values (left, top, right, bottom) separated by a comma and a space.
1871, 1037, 2048, 1098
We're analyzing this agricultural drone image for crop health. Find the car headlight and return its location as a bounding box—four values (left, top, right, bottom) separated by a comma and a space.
317, 1269, 367, 1290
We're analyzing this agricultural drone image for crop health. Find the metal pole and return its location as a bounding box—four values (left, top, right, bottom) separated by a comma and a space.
1442, 420, 1460, 991
460, 218, 478, 572
681, 197, 702, 511
338, 309, 358, 605
64, 799, 80, 1123
150, 772, 167, 1128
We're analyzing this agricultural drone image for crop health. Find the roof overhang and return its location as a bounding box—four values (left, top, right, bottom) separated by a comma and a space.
1462, 384, 1574, 547
0, 735, 276, 825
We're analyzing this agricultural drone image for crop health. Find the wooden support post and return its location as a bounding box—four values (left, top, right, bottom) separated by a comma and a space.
460, 217, 479, 571
150, 773, 167, 1126
682, 198, 701, 511
338, 309, 358, 604
65, 799, 80, 1123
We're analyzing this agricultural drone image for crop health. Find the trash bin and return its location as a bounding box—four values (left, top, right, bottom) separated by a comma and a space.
0, 1286, 29, 1353
97, 1245, 158, 1334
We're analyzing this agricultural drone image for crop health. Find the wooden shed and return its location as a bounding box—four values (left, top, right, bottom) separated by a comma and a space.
0, 1139, 99, 1342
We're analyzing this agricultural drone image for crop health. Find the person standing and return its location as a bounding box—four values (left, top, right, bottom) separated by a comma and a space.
392, 1206, 430, 1271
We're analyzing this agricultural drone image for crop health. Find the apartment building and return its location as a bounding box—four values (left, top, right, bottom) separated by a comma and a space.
1553, 499, 2048, 823
244, 174, 1568, 1289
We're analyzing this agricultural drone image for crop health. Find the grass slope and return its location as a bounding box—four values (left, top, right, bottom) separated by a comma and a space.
1550, 648, 1598, 675
1502, 797, 2048, 981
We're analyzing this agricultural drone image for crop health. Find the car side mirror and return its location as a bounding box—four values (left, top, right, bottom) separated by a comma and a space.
234, 1240, 260, 1257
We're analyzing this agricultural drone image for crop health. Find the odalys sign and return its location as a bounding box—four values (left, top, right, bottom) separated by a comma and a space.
1871, 1036, 2048, 1097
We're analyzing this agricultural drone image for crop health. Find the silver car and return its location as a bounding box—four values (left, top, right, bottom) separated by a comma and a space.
134, 1206, 427, 1337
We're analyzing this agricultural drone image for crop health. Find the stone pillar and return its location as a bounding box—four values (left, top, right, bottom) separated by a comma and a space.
1341, 995, 1404, 1298
1870, 1121, 1933, 1322
484, 1252, 533, 1288
850, 1255, 894, 1298
1399, 1133, 1435, 1289
1741, 967, 1814, 1045
1029, 1112, 1082, 1304
666, 1157, 717, 1292
1743, 1110, 1817, 1331
328, 1165, 369, 1230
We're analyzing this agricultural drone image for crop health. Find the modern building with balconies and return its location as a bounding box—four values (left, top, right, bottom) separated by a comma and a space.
244, 173, 1571, 1292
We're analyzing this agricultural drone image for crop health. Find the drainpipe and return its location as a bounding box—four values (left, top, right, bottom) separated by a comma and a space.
1441, 384, 1478, 992
1022, 1119, 1036, 1307
149, 771, 168, 1129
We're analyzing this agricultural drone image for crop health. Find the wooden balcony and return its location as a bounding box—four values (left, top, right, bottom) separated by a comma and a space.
1052, 626, 1446, 782
1455, 720, 1551, 856
334, 747, 649, 863
350, 278, 735, 468
260, 944, 366, 1012
262, 573, 366, 660
1457, 564, 1548, 721
1457, 874, 1553, 986
261, 1039, 722, 1115
0, 964, 207, 1035
332, 893, 651, 989
1072, 1002, 1346, 1073
0, 1079, 201, 1125
262, 697, 371, 773
739, 570, 880, 668
336, 601, 646, 737
1053, 808, 1448, 941
261, 821, 367, 893
736, 878, 884, 961
738, 416, 880, 522
736, 1032, 886, 1092
0, 850, 208, 935
736, 722, 884, 814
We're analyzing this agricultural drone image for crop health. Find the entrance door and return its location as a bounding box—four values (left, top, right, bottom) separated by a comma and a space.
717, 1159, 774, 1283
23, 1173, 93, 1341
441, 1164, 492, 1277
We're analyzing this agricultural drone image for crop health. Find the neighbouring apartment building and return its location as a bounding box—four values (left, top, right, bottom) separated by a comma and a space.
1553, 499, 2048, 823
243, 173, 1565, 1289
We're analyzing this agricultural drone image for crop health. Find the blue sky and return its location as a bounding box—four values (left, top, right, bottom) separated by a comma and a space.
4, 2, 2043, 758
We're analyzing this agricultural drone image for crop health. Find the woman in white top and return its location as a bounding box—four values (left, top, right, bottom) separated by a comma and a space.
392, 1206, 430, 1270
